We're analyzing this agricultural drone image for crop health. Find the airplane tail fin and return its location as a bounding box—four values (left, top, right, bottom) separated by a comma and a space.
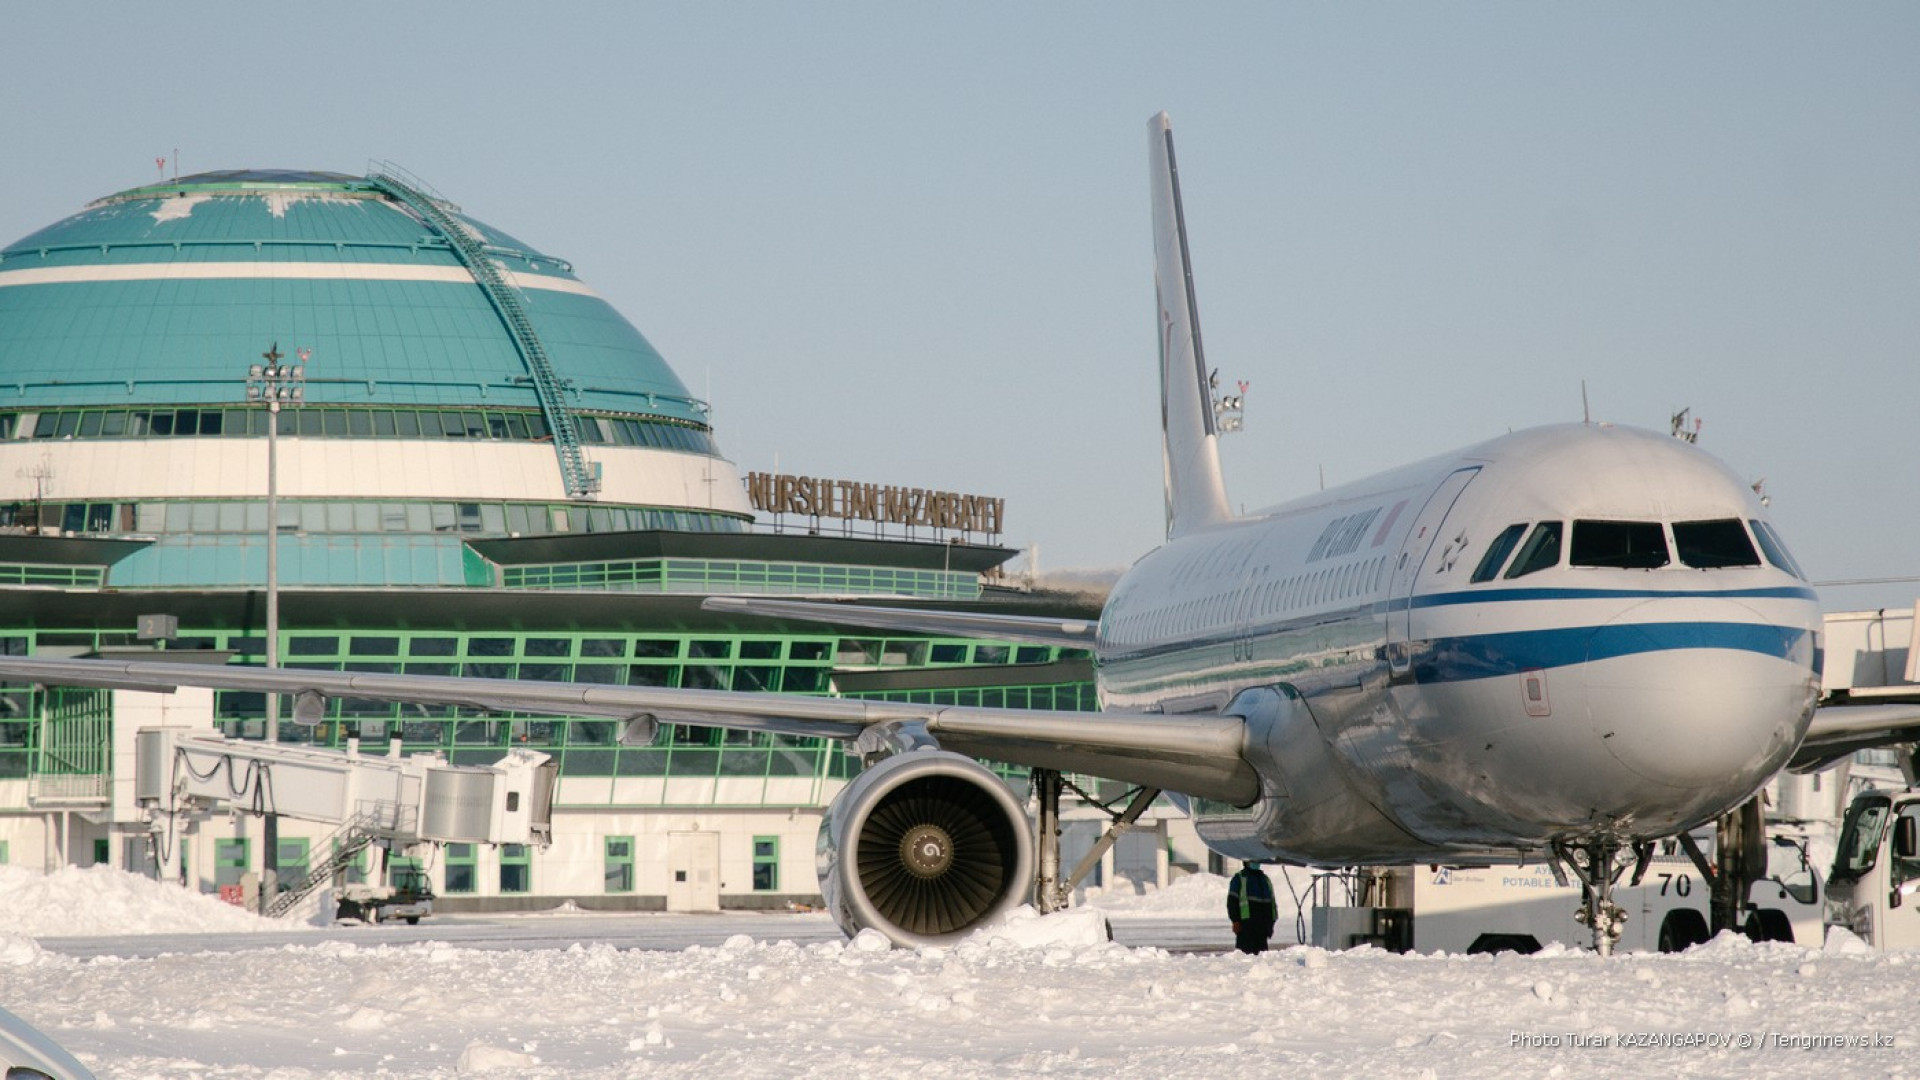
1149, 112, 1233, 540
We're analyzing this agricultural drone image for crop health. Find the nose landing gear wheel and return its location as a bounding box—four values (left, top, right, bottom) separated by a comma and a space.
1555, 839, 1627, 955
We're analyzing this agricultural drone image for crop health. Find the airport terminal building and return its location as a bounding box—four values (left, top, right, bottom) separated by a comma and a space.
0, 167, 1115, 911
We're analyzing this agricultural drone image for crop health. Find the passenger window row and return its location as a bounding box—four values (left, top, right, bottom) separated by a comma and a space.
1110, 555, 1391, 643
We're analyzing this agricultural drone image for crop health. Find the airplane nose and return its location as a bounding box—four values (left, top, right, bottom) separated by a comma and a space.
1583, 598, 1814, 793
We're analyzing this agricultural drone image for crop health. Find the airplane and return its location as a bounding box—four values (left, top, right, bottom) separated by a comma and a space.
0, 113, 1904, 953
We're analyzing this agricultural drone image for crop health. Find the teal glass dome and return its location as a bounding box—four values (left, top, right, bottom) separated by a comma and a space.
0, 168, 705, 423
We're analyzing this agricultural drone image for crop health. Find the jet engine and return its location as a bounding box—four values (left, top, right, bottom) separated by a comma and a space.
818, 749, 1034, 948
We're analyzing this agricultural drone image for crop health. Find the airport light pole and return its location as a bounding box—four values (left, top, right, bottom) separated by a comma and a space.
246, 345, 305, 914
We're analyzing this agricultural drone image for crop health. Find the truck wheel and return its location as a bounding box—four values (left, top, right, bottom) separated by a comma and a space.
1658, 909, 1709, 952
405, 916, 420, 926
1744, 908, 1793, 943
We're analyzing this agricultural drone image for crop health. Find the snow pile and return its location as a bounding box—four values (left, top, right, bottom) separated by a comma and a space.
1824, 926, 1875, 955
963, 905, 1111, 949
6, 918, 1918, 1078
1085, 871, 1229, 915
457, 1040, 540, 1072
0, 931, 45, 966
0, 865, 277, 937
4, 867, 1916, 1078
1086, 866, 1316, 920
278, 884, 338, 928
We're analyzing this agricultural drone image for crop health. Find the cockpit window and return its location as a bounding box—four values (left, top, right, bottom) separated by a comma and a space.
1672, 519, 1761, 569
1750, 519, 1807, 580
1504, 521, 1563, 579
1471, 523, 1528, 583
1570, 520, 1669, 569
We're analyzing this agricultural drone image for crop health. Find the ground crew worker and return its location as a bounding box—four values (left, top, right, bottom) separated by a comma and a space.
1227, 859, 1278, 954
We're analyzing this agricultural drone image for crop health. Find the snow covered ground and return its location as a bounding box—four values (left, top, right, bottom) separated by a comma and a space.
2, 866, 1915, 1078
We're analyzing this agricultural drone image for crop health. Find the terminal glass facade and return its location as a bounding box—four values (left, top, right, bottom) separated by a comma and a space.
0, 625, 1095, 805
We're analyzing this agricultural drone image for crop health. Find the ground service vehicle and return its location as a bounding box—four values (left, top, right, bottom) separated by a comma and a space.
1311, 829, 1822, 954
1826, 789, 1920, 949
336, 864, 435, 925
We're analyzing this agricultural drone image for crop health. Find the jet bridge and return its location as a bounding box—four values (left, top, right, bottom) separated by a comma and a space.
137, 728, 555, 845
135, 726, 556, 915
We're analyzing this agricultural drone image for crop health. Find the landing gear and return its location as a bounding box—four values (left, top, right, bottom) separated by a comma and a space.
1712, 796, 1767, 938
1029, 768, 1161, 913
1553, 838, 1628, 955
1034, 769, 1065, 913
1675, 795, 1771, 941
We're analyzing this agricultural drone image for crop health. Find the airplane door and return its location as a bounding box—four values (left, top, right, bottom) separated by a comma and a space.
1386, 467, 1480, 675
666, 830, 721, 913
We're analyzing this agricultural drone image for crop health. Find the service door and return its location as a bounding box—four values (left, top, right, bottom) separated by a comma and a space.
1386, 467, 1480, 675
666, 831, 721, 913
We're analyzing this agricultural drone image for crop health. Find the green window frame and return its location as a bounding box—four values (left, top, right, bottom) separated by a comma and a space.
500, 844, 531, 894
388, 855, 425, 897
444, 843, 477, 894
752, 836, 779, 892
276, 838, 310, 883
215, 838, 249, 888
605, 836, 634, 893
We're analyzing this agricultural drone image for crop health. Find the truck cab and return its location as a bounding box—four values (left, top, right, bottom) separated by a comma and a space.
1826, 791, 1920, 949
336, 861, 435, 926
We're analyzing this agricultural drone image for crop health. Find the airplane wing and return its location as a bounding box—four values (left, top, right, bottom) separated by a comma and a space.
1789, 702, 1920, 772
0, 657, 1258, 804
700, 596, 1098, 650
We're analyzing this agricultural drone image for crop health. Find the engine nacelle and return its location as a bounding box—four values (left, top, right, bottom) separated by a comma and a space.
817, 749, 1034, 948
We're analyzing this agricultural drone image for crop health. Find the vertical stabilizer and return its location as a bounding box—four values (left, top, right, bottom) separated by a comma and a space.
1149, 112, 1233, 539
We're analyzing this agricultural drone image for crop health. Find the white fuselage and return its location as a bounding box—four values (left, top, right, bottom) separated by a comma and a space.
1093, 423, 1821, 865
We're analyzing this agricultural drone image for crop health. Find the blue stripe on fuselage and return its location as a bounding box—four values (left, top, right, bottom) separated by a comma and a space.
1396, 584, 1817, 613
1411, 621, 1814, 684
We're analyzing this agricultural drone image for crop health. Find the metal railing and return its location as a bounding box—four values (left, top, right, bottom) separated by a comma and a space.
265, 801, 414, 919
364, 162, 599, 499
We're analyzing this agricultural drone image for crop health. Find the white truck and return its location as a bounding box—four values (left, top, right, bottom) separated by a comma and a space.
334, 858, 435, 925
1397, 836, 1821, 953
1824, 787, 1920, 949
1308, 822, 1824, 954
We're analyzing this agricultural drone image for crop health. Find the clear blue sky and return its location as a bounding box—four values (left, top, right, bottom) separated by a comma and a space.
4, 3, 1916, 610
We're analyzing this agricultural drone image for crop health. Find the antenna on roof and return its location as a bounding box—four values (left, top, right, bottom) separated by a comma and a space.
172, 148, 179, 182
1670, 407, 1702, 444
1581, 381, 1590, 424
